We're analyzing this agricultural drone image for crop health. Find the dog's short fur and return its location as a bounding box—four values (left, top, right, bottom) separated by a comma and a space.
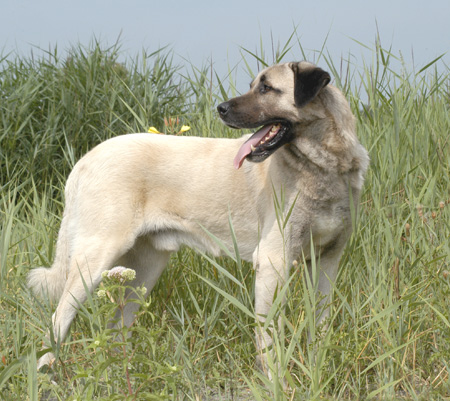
28, 61, 369, 371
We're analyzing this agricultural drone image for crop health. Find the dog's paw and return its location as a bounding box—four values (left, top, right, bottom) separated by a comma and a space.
256, 351, 288, 389
37, 352, 56, 371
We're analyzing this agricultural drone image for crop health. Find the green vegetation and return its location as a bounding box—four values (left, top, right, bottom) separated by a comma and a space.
1, 38, 449, 400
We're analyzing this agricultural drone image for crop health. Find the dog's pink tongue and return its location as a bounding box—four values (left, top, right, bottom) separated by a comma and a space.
233, 125, 272, 169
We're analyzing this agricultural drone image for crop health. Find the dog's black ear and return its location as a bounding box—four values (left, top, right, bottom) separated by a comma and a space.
291, 63, 331, 108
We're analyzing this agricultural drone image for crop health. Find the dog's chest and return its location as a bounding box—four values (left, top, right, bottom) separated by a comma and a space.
311, 212, 346, 243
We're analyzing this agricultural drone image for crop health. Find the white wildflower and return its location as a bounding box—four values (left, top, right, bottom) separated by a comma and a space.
106, 266, 136, 282
121, 268, 136, 282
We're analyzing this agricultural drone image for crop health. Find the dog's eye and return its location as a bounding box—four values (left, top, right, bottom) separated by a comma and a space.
260, 84, 272, 94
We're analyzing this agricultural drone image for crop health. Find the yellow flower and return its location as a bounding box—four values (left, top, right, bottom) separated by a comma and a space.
179, 125, 190, 133
148, 126, 161, 134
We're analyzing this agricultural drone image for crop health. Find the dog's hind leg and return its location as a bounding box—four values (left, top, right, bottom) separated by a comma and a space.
112, 236, 171, 328
37, 235, 136, 369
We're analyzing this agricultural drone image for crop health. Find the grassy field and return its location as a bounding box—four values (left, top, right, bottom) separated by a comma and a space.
1, 38, 450, 400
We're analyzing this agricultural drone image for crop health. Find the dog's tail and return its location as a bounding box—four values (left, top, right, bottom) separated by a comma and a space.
28, 214, 70, 302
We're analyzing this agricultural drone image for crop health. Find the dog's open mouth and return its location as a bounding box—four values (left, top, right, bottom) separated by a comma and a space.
234, 123, 289, 169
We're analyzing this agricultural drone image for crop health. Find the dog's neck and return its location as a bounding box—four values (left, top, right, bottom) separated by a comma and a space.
282, 118, 358, 175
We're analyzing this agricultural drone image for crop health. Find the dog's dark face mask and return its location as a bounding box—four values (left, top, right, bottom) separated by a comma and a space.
217, 61, 330, 169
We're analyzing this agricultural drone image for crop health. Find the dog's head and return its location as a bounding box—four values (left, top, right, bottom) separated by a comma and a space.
217, 62, 330, 169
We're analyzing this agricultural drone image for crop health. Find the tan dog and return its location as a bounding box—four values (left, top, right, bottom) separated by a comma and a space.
28, 61, 369, 372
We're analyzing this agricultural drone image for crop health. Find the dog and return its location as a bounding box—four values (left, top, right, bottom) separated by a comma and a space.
28, 61, 369, 373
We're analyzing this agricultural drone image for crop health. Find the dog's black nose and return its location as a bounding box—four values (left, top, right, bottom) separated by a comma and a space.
217, 102, 230, 117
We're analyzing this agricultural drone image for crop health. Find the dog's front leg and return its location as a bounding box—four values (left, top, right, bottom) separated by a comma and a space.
253, 233, 289, 379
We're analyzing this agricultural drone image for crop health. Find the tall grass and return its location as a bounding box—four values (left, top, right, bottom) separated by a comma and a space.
0, 40, 189, 195
1, 37, 449, 400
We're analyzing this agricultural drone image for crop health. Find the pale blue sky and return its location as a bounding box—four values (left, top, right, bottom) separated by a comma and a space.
1, 0, 449, 90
